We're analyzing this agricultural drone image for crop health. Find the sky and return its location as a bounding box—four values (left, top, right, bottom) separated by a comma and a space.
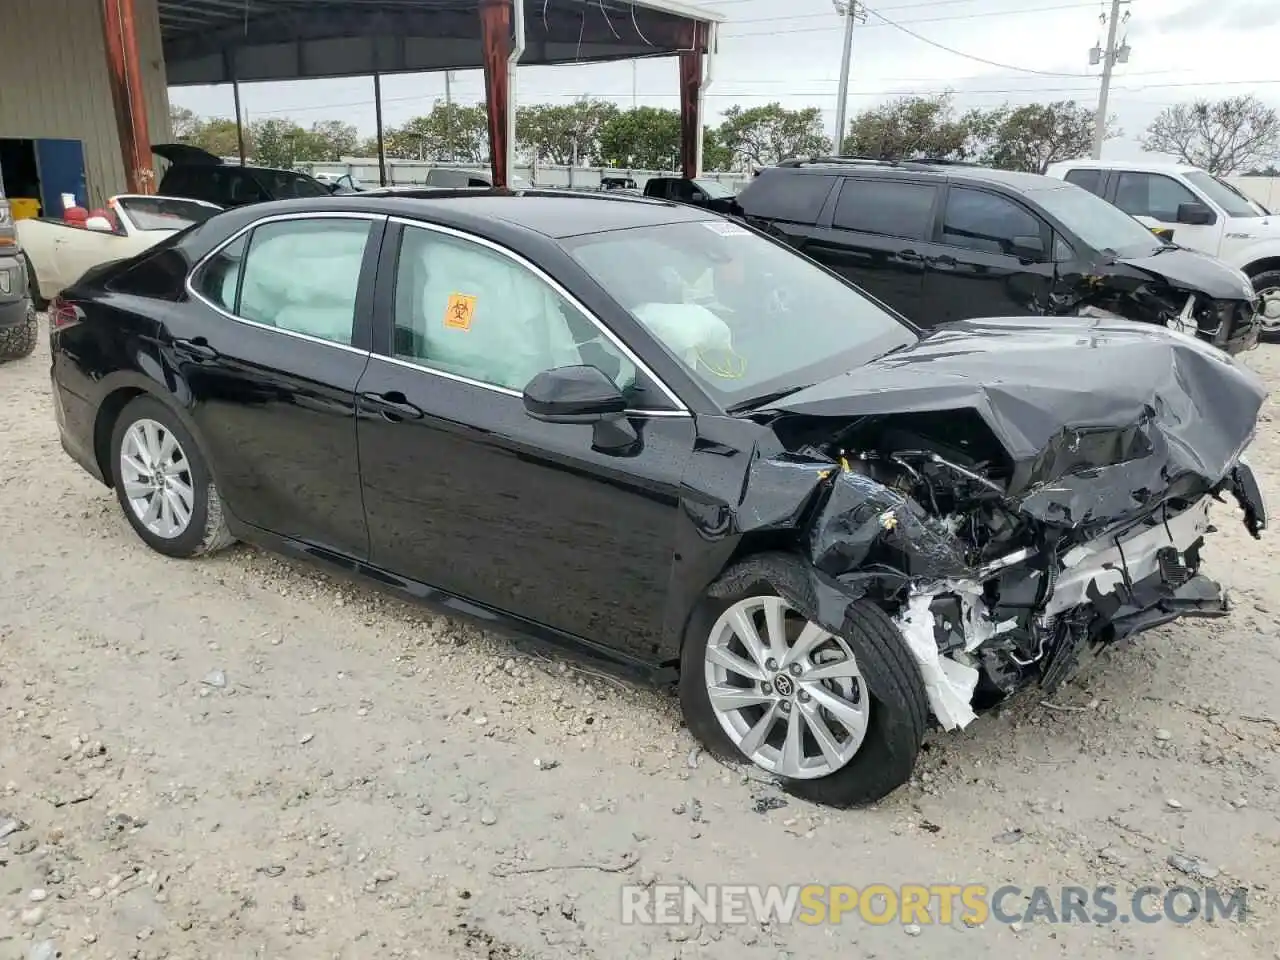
169, 0, 1280, 163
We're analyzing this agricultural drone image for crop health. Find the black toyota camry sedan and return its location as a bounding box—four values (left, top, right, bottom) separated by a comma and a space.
49, 189, 1268, 807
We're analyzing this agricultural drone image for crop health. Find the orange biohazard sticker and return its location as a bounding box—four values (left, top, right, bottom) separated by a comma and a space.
444, 293, 477, 331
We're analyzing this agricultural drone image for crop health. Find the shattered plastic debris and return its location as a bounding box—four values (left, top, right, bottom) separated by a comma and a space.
895, 594, 978, 730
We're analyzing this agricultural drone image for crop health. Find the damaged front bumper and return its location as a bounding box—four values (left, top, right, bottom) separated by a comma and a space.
802, 460, 1267, 735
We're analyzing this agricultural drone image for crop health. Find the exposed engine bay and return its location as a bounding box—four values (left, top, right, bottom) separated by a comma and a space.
747, 315, 1270, 732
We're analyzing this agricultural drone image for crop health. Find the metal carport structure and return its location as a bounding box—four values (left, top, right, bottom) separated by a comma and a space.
106, 0, 722, 193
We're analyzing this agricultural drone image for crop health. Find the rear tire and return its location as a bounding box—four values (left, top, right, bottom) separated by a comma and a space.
0, 302, 38, 361
24, 254, 47, 312
1249, 268, 1280, 343
679, 553, 929, 807
109, 395, 236, 559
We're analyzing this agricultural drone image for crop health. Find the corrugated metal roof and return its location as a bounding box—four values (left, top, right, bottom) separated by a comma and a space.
159, 0, 720, 86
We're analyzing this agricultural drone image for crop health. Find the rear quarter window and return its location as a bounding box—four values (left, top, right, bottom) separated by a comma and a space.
736, 172, 835, 224
1063, 168, 1105, 196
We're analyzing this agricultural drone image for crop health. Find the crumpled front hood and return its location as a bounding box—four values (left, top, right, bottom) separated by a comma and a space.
1117, 246, 1255, 301
768, 315, 1267, 526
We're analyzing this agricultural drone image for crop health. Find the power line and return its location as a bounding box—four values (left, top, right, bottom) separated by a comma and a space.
857, 3, 1098, 77
723, 2, 1098, 32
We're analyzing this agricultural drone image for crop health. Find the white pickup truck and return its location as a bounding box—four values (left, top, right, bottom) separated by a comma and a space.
1044, 160, 1280, 338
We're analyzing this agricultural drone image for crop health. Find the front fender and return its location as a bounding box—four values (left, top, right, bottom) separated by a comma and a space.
1229, 238, 1280, 274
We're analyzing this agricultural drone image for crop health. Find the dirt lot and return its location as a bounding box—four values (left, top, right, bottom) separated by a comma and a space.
2, 320, 1279, 960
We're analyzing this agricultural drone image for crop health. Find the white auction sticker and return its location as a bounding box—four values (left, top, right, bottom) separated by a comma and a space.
702, 220, 750, 237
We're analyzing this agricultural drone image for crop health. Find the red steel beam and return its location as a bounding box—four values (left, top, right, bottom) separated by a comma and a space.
678, 22, 706, 179
478, 0, 513, 189
102, 0, 155, 194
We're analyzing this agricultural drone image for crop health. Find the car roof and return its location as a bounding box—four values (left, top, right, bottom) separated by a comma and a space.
303, 189, 717, 238
1045, 158, 1198, 174
765, 160, 1069, 194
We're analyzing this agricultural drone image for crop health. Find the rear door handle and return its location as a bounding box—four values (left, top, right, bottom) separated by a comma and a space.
173, 336, 218, 361
930, 254, 958, 267
360, 391, 424, 421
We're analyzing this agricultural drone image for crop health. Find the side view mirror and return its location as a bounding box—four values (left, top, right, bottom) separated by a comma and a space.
523, 365, 637, 452
85, 216, 115, 233
1010, 235, 1045, 260
1176, 202, 1215, 226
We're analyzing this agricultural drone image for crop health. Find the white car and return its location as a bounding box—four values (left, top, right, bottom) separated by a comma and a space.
1044, 160, 1280, 337
19, 194, 220, 304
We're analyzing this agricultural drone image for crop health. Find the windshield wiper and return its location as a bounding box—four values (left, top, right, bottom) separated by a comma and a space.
727, 384, 810, 414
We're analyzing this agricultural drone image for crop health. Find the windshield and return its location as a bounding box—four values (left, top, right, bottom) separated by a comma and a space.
694, 179, 736, 200
560, 219, 915, 408
1030, 183, 1162, 258
117, 196, 218, 231
264, 171, 332, 199
1184, 171, 1268, 217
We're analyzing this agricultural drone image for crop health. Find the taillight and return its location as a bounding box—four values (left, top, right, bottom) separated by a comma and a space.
49, 296, 82, 330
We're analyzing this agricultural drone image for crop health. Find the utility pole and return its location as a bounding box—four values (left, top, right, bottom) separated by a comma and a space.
1090, 0, 1131, 159
444, 70, 454, 161
832, 0, 866, 156
632, 61, 638, 110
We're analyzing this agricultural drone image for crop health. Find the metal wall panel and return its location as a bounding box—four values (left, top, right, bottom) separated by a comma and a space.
0, 0, 172, 206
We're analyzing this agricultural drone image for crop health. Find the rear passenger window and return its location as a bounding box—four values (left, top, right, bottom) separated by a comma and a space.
942, 188, 1044, 257
832, 179, 937, 241
1063, 168, 1104, 196
737, 173, 835, 224
192, 218, 373, 345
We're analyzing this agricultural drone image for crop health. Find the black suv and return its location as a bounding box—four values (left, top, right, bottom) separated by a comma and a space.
154, 144, 333, 208
730, 158, 1261, 354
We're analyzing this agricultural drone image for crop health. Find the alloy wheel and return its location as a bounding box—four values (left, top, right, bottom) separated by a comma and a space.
1259, 286, 1280, 332
703, 595, 870, 780
119, 419, 196, 539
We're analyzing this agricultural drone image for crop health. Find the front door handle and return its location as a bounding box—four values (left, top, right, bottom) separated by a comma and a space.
360, 391, 424, 421
899, 249, 923, 262
173, 336, 218, 361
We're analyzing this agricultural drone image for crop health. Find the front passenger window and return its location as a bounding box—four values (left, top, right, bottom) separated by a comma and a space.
233, 218, 372, 344
392, 225, 651, 399
942, 188, 1045, 258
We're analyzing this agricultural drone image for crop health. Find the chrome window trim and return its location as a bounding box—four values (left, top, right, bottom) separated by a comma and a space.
183, 209, 694, 418
387, 215, 690, 415
184, 210, 387, 356
367, 352, 690, 418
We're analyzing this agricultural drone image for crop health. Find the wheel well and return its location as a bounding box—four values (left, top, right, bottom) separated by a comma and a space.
672, 531, 804, 665
93, 387, 146, 486
1243, 257, 1280, 280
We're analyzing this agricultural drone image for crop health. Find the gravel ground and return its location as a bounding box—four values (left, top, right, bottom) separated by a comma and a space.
2, 318, 1279, 960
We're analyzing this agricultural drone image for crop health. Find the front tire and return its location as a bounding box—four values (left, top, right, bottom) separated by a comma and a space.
109, 395, 235, 558
679, 553, 929, 807
1250, 268, 1280, 343
0, 302, 38, 361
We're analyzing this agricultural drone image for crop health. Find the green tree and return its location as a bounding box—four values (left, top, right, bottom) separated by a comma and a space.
1142, 95, 1280, 175
715, 103, 830, 169
298, 120, 360, 161
250, 118, 307, 168
517, 100, 619, 165
844, 93, 980, 161
977, 101, 1109, 174
598, 107, 681, 169
383, 102, 490, 162
702, 127, 734, 172
169, 104, 202, 141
